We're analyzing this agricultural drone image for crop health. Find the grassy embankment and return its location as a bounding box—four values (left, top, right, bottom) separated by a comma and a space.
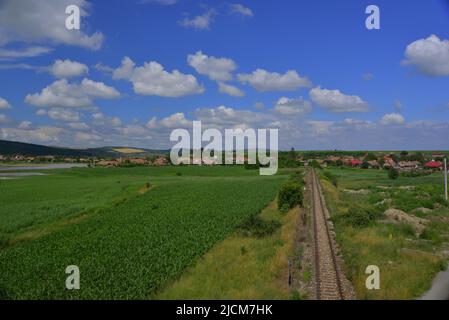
318, 167, 449, 299
0, 166, 287, 299
156, 200, 300, 299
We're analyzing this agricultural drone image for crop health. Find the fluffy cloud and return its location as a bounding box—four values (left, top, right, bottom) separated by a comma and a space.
0, 0, 103, 51
50, 59, 89, 78
403, 35, 449, 76
18, 121, 32, 129
159, 112, 191, 128
0, 97, 11, 109
113, 56, 204, 97
178, 9, 216, 30
238, 69, 312, 92
48, 108, 80, 122
380, 113, 405, 125
230, 4, 253, 17
187, 51, 237, 81
273, 97, 311, 116
309, 87, 369, 113
218, 82, 245, 97
194, 105, 267, 128
25, 78, 120, 108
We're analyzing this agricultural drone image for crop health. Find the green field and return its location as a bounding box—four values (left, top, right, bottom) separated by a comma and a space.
318, 167, 449, 299
157, 201, 300, 300
0, 166, 286, 299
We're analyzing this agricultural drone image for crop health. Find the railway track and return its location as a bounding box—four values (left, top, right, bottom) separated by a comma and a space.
311, 169, 352, 300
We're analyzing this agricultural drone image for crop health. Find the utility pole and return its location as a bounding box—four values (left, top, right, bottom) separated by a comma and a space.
444, 158, 448, 202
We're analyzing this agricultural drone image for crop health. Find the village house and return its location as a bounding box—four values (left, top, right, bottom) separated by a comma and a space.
129, 158, 147, 165
326, 156, 341, 162
431, 153, 445, 159
424, 161, 443, 170
383, 156, 397, 169
153, 156, 168, 166
346, 159, 363, 167
397, 161, 421, 171
367, 160, 380, 169
96, 160, 120, 167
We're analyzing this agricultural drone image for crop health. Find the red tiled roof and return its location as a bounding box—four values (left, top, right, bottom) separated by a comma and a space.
349, 159, 363, 165
424, 161, 442, 168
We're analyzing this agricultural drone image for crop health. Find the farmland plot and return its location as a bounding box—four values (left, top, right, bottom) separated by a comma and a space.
0, 167, 286, 299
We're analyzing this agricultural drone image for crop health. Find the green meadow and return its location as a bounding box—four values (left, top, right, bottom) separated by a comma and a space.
0, 166, 286, 299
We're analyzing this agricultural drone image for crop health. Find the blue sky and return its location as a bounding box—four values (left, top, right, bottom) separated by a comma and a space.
0, 0, 449, 150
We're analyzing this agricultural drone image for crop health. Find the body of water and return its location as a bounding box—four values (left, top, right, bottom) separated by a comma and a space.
0, 163, 88, 171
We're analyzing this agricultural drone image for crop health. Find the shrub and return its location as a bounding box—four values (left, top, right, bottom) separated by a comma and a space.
323, 170, 338, 187
238, 215, 281, 237
278, 180, 303, 211
388, 167, 399, 180
337, 205, 382, 228
309, 160, 322, 169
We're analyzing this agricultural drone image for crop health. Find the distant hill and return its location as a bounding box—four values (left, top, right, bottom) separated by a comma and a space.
0, 140, 168, 157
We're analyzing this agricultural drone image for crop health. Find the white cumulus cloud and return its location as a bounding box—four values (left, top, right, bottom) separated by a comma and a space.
218, 82, 245, 97
0, 97, 11, 109
178, 9, 216, 30
113, 56, 204, 97
273, 97, 311, 116
160, 112, 191, 128
187, 51, 237, 81
309, 87, 369, 113
0, 0, 104, 50
380, 113, 405, 125
238, 69, 312, 92
403, 35, 449, 76
25, 78, 120, 109
18, 121, 32, 129
50, 59, 89, 78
